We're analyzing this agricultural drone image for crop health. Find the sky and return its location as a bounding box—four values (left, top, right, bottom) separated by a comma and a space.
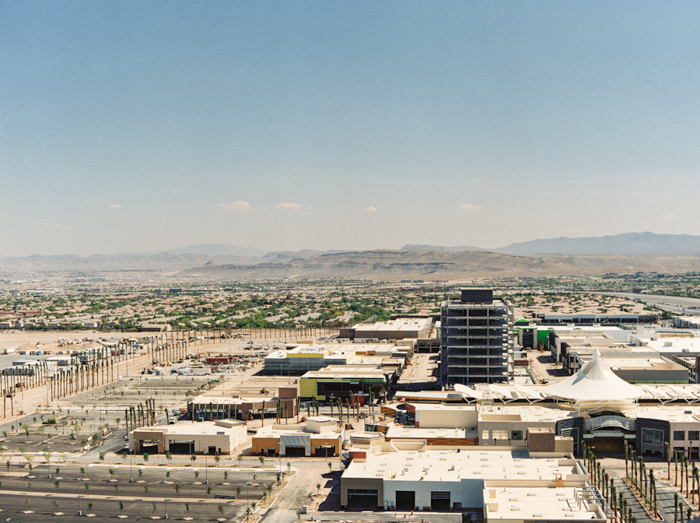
1, 1, 699, 256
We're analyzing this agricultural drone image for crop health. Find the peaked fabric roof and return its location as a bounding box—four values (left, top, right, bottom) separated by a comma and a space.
543, 348, 644, 402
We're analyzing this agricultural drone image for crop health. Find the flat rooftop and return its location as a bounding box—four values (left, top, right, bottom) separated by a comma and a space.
478, 404, 572, 423
343, 449, 582, 483
190, 394, 276, 405
385, 426, 477, 439
485, 486, 606, 522
136, 420, 245, 436
302, 366, 388, 379
634, 405, 700, 422
354, 317, 432, 332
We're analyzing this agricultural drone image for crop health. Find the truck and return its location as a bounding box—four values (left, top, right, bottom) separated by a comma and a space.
205, 356, 231, 365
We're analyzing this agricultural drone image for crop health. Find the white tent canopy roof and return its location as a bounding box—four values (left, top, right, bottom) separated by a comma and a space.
543, 348, 644, 402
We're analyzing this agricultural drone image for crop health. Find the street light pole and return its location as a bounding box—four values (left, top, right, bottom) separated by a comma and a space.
164, 468, 169, 519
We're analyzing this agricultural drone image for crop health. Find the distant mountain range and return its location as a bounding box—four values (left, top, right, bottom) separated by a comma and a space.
402, 232, 700, 256
5, 233, 700, 275
167, 243, 269, 257
184, 250, 700, 280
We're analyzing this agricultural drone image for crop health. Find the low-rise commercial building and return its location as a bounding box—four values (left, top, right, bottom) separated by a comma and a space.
252, 417, 345, 457
129, 420, 247, 455
340, 317, 434, 340
300, 365, 391, 401
264, 344, 406, 376
189, 388, 298, 421
340, 445, 598, 519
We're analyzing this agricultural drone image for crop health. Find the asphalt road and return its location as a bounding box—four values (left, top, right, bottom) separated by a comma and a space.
594, 291, 700, 315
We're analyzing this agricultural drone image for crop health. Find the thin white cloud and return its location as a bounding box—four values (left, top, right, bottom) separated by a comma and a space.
363, 206, 379, 213
109, 204, 121, 209
38, 222, 72, 230
275, 202, 309, 211
217, 201, 253, 212
460, 204, 482, 210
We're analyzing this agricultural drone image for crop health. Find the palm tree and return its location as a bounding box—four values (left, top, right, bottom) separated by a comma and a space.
43, 451, 51, 478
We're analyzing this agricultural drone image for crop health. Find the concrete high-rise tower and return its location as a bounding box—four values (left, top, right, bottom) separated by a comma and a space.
440, 289, 515, 386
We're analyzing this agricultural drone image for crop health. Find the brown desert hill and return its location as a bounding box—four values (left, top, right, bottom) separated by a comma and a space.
536, 253, 700, 273
181, 249, 700, 280
181, 249, 581, 279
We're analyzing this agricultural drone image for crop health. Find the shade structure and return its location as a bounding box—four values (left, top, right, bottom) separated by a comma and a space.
543, 348, 644, 402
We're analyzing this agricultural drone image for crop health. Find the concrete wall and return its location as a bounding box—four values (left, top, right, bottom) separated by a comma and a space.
252, 437, 280, 455
415, 406, 477, 429
479, 417, 557, 447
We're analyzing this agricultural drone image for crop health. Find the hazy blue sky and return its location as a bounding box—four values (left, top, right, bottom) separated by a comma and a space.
1, 1, 699, 256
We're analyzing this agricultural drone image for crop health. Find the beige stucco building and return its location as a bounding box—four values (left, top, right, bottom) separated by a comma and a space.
129, 420, 247, 455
